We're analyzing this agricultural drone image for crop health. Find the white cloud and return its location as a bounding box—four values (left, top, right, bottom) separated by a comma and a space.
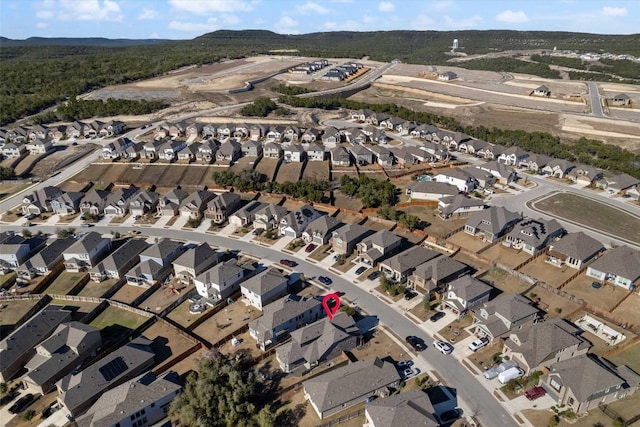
276, 16, 299, 29
169, 19, 216, 32
442, 14, 483, 29
601, 6, 627, 16
495, 10, 529, 23
138, 8, 160, 20
149, 32, 160, 39
56, 0, 124, 22
169, 0, 253, 14
430, 1, 451, 11
296, 1, 330, 15
36, 10, 54, 19
411, 14, 435, 30
322, 19, 362, 31
36, 22, 49, 28
378, 1, 394, 12
362, 14, 377, 24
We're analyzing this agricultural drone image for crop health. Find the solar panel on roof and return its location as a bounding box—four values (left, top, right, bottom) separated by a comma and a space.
98, 356, 128, 381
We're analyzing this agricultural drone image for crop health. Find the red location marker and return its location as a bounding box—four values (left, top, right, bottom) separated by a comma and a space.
322, 293, 341, 321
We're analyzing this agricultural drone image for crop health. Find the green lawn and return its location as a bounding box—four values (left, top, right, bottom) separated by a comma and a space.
532, 192, 640, 244
78, 278, 120, 298
90, 305, 148, 331
43, 272, 87, 295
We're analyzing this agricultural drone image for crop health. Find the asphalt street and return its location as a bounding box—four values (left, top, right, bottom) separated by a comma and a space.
587, 81, 605, 118
2, 224, 516, 427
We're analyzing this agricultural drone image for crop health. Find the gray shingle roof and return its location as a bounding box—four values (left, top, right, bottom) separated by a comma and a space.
589, 245, 640, 282
438, 194, 485, 216
412, 255, 471, 287
249, 294, 323, 342
506, 218, 564, 249
365, 389, 438, 427
66, 232, 110, 255
303, 357, 401, 413
465, 206, 521, 236
304, 215, 342, 238
382, 246, 440, 275
90, 239, 149, 275
447, 275, 492, 301
195, 259, 245, 285
17, 237, 77, 272
332, 223, 373, 243
406, 181, 459, 196
241, 267, 288, 296
139, 238, 183, 263
548, 232, 604, 263
173, 242, 217, 270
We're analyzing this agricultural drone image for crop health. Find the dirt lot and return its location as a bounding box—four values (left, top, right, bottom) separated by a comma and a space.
166, 298, 206, 329
141, 320, 198, 366
110, 283, 147, 305
302, 160, 329, 181
532, 192, 640, 244
254, 158, 280, 181
0, 181, 31, 200
276, 162, 304, 184
452, 250, 491, 273
335, 211, 365, 224
192, 300, 262, 347
78, 278, 120, 298
362, 218, 394, 231
392, 227, 426, 245
478, 267, 532, 295
401, 206, 467, 239
229, 156, 258, 174
518, 256, 576, 288
612, 293, 640, 328
0, 298, 40, 338
563, 272, 629, 312
446, 231, 489, 253
481, 244, 532, 269
526, 285, 581, 320
139, 281, 193, 314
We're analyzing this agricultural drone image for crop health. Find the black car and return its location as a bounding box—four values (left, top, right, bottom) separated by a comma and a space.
429, 311, 446, 322
318, 276, 333, 285
404, 291, 417, 300
439, 408, 462, 423
405, 336, 426, 351
355, 266, 367, 275
8, 393, 35, 414
367, 271, 381, 281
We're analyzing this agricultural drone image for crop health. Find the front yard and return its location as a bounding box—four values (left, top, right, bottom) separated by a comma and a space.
437, 315, 473, 343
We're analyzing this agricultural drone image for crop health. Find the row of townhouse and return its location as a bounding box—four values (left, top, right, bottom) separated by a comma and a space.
321, 62, 363, 81
289, 59, 329, 74
0, 120, 126, 145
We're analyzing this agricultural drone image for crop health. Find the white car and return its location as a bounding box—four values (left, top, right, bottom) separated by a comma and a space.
467, 337, 489, 352
433, 340, 454, 355
402, 367, 420, 379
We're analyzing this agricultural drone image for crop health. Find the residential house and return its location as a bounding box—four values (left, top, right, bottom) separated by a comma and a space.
68, 121, 86, 138
504, 218, 565, 255
498, 147, 529, 166
23, 322, 101, 394
241, 139, 263, 158
202, 123, 217, 138
254, 204, 289, 230
302, 215, 343, 245
1, 142, 26, 158
463, 167, 497, 189
75, 371, 183, 427
347, 144, 373, 165
121, 142, 143, 161
250, 124, 268, 140
241, 267, 290, 310
63, 232, 112, 272
284, 144, 305, 163
330, 146, 351, 166
104, 184, 140, 216
50, 191, 84, 216
101, 137, 132, 159
540, 355, 640, 414
233, 123, 250, 139
443, 275, 492, 317
279, 205, 323, 238
22, 185, 64, 215
364, 112, 389, 126
206, 192, 242, 223
229, 200, 266, 227
57, 337, 155, 417
303, 357, 401, 420
172, 243, 220, 284
587, 245, 640, 291
0, 306, 71, 383
196, 140, 218, 164
411, 123, 438, 140
605, 173, 640, 194
263, 142, 282, 159
216, 123, 234, 139
330, 223, 374, 256
322, 127, 341, 145
477, 160, 518, 184
458, 138, 488, 155
533, 85, 551, 97
344, 128, 368, 145
283, 125, 301, 142
7, 126, 30, 143
216, 139, 241, 163
179, 189, 215, 219
432, 168, 479, 192
168, 122, 186, 138
379, 246, 441, 282
306, 143, 326, 161
405, 181, 459, 201
249, 294, 325, 351
194, 259, 248, 301
476, 144, 504, 160
502, 318, 592, 374
186, 123, 202, 138
438, 194, 486, 220
390, 147, 418, 167
547, 232, 605, 270
437, 71, 457, 81
102, 120, 126, 136
25, 138, 53, 155
408, 255, 472, 296
157, 187, 189, 216
473, 293, 540, 341
365, 389, 439, 427
16, 237, 77, 283
28, 125, 50, 141
610, 93, 631, 106
368, 145, 394, 166
89, 239, 149, 283
125, 238, 184, 287
379, 116, 404, 131
0, 234, 46, 270
355, 230, 403, 266
301, 128, 321, 143
276, 312, 360, 373
143, 140, 164, 160
129, 190, 159, 218
351, 109, 374, 122
159, 139, 187, 161
542, 159, 575, 179
519, 153, 552, 172
568, 165, 603, 186
464, 206, 522, 242
397, 121, 418, 135
267, 125, 285, 143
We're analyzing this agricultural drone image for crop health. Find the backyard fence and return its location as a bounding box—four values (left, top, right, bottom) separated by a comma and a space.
316, 408, 365, 427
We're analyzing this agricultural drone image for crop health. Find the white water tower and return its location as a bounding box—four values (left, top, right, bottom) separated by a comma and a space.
453, 39, 459, 49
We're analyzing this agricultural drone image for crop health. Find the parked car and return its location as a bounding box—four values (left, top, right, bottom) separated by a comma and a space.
402, 367, 420, 379
404, 290, 417, 300
395, 360, 414, 369
8, 393, 35, 414
438, 408, 462, 423
355, 266, 367, 275
305, 243, 317, 253
498, 367, 524, 384
367, 271, 380, 281
483, 360, 518, 380
252, 228, 264, 236
80, 223, 94, 227
279, 259, 297, 267
467, 337, 489, 352
525, 386, 547, 401
405, 336, 426, 352
433, 340, 454, 355
429, 311, 446, 322
318, 276, 332, 285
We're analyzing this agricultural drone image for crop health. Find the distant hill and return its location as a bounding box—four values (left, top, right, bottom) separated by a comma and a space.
0, 36, 173, 47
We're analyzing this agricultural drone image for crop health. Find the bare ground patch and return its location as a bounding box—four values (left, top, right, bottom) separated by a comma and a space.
518, 256, 576, 288
562, 273, 629, 312
276, 162, 304, 184
481, 244, 532, 269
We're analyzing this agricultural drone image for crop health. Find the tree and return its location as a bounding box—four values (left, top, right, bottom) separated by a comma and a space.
169, 352, 269, 427
21, 228, 32, 238
0, 167, 15, 180
398, 213, 421, 230
377, 205, 398, 220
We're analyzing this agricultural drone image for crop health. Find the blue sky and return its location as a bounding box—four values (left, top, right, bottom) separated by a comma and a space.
2, 0, 639, 40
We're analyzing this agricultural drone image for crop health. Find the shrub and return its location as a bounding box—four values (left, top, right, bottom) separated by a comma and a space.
22, 410, 36, 421
548, 415, 559, 427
